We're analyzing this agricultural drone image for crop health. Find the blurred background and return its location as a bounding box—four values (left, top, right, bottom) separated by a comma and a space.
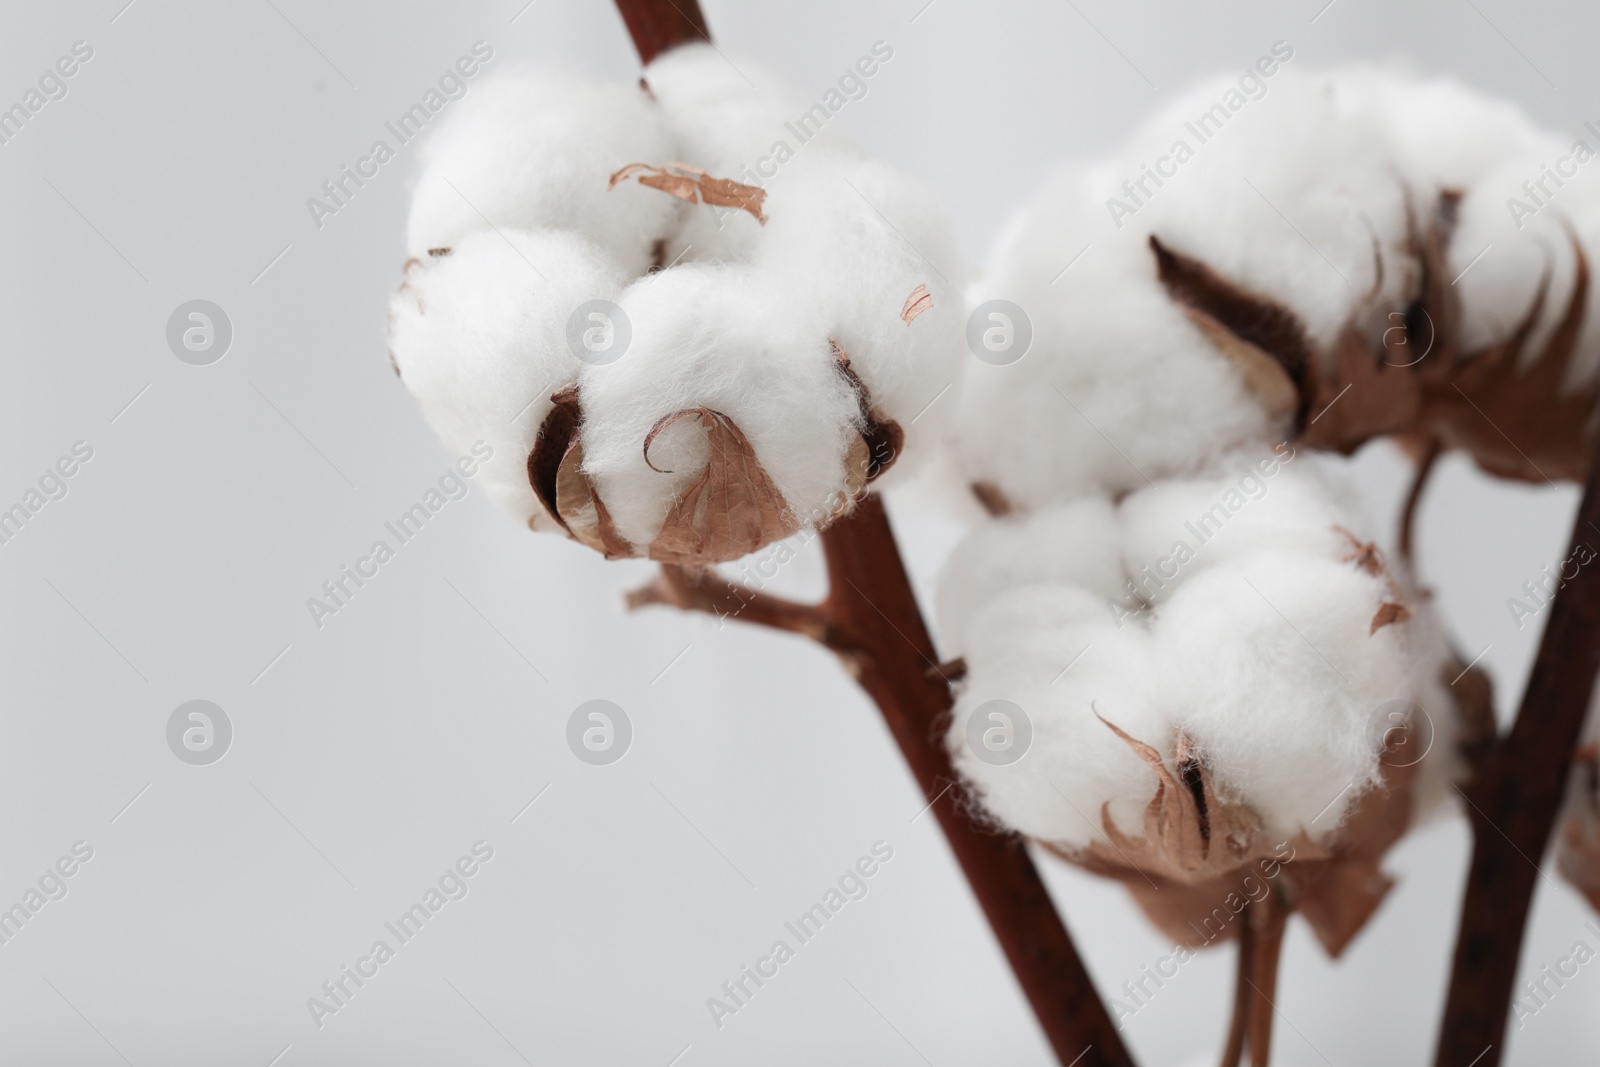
1, 0, 1597, 1063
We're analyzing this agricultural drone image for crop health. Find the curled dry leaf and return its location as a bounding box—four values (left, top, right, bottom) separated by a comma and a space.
645, 408, 800, 563
900, 283, 933, 325
1370, 601, 1411, 634
609, 161, 767, 224
527, 386, 637, 558
1149, 196, 1599, 483
1333, 525, 1412, 635
1557, 743, 1600, 913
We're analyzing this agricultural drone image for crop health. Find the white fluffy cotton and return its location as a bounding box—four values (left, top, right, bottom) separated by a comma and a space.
955, 63, 1600, 514
942, 451, 1453, 852
577, 264, 862, 549
393, 50, 965, 559
406, 68, 681, 277
386, 229, 629, 528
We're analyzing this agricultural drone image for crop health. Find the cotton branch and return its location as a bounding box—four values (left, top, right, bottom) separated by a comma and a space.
1433, 433, 1600, 1067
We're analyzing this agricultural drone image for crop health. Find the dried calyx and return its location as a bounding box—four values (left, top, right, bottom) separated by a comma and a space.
525, 346, 902, 563
1151, 190, 1596, 483
387, 52, 963, 567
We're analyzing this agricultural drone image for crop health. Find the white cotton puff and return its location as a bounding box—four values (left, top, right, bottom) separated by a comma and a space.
958, 69, 1417, 510
957, 160, 1276, 506
643, 44, 831, 265
1107, 68, 1410, 344
576, 263, 863, 549
1114, 446, 1358, 606
935, 495, 1123, 656
758, 154, 967, 470
1451, 153, 1600, 388
406, 68, 681, 277
1330, 64, 1561, 194
951, 584, 1171, 846
1158, 552, 1414, 844
387, 228, 630, 528
939, 453, 1450, 850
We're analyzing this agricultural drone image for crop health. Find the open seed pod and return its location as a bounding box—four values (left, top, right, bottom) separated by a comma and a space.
388, 49, 962, 565
939, 453, 1469, 955
955, 65, 1600, 519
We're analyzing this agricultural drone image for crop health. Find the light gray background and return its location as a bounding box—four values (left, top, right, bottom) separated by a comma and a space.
1, 0, 1596, 1063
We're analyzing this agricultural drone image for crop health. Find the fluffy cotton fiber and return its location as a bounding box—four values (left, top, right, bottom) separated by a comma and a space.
956, 63, 1600, 512
943, 452, 1451, 854
387, 229, 628, 530
389, 49, 965, 562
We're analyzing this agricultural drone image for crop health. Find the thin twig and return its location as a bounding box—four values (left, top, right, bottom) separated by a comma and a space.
1399, 435, 1442, 564
626, 563, 835, 644
1433, 431, 1600, 1067
1219, 919, 1252, 1067
1246, 891, 1289, 1067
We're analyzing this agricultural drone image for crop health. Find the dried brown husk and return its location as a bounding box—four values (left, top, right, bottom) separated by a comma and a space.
1150, 192, 1599, 483
609, 162, 767, 224
644, 408, 801, 563
1556, 743, 1600, 913
1042, 537, 1428, 957
1049, 712, 1420, 958
527, 386, 637, 558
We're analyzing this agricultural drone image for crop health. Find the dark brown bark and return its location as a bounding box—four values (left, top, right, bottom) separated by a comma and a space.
1433, 434, 1600, 1067
612, 0, 709, 65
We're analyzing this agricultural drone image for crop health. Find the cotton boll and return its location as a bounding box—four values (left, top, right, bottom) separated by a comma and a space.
1330, 65, 1560, 193
1158, 553, 1415, 843
958, 161, 1276, 507
406, 68, 680, 276
1121, 69, 1409, 347
643, 44, 845, 265
1114, 447, 1362, 603
643, 45, 800, 164
387, 228, 630, 528
936, 496, 1123, 654
1452, 154, 1600, 385
576, 263, 864, 549
758, 155, 967, 468
950, 586, 1170, 849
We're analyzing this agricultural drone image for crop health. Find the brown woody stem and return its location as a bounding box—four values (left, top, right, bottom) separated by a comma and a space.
1399, 435, 1442, 563
1219, 921, 1252, 1067
1246, 892, 1289, 1067
1433, 433, 1600, 1067
611, 0, 709, 65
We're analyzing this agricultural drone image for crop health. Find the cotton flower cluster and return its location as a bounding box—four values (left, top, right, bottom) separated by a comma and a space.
940, 448, 1457, 952
957, 65, 1600, 508
388, 47, 962, 563
936, 66, 1553, 952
